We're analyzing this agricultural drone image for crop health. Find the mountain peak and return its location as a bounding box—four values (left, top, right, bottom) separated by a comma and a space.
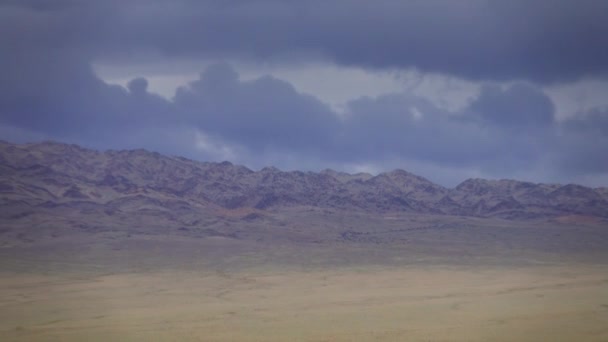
260, 166, 281, 173
320, 169, 373, 183
1, 140, 607, 219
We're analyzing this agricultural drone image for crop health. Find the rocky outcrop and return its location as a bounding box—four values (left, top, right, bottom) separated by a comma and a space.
1, 140, 607, 220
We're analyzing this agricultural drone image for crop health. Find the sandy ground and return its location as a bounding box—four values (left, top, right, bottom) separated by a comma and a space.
1, 265, 608, 341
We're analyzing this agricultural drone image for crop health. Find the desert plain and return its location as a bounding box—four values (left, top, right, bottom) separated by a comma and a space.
1, 211, 608, 341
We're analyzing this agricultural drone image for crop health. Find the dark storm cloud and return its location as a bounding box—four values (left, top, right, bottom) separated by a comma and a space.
173, 62, 340, 152
0, 57, 339, 160
2, 57, 606, 183
557, 109, 608, 175
1, 1, 608, 184
0, 52, 121, 136
2, 0, 608, 82
0, 51, 172, 142
339, 83, 558, 174
469, 84, 555, 127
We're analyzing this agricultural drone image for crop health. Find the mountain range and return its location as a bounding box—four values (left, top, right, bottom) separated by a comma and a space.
1, 140, 607, 223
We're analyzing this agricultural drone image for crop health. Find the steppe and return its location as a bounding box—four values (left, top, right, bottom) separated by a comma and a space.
2, 212, 608, 341
1, 141, 608, 341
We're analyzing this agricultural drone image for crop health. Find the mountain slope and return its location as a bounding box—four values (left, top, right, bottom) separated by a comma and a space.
1, 140, 607, 221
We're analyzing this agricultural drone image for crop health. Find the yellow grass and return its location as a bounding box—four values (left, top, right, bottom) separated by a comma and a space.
1, 265, 608, 341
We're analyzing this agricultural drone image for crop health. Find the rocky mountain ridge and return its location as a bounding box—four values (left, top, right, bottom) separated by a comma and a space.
1, 140, 607, 220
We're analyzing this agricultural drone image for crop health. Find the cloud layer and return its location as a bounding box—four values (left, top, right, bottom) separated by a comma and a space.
1, 56, 607, 186
1, 1, 608, 186
2, 0, 608, 82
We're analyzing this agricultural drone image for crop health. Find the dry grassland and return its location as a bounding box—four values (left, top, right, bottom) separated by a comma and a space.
1, 265, 607, 341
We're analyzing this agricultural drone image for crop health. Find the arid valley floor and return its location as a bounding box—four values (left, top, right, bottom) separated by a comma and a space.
1, 212, 608, 341
2, 142, 608, 341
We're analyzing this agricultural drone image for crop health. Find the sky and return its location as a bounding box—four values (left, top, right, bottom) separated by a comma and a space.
1, 0, 608, 187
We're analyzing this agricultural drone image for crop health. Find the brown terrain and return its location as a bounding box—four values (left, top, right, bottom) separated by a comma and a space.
1, 140, 608, 341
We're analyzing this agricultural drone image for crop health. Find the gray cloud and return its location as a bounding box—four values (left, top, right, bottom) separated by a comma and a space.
339, 84, 557, 175
1, 57, 606, 185
2, 0, 608, 83
557, 109, 608, 175
470, 84, 555, 127
0, 50, 174, 143
1, 0, 608, 186
173, 62, 340, 153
